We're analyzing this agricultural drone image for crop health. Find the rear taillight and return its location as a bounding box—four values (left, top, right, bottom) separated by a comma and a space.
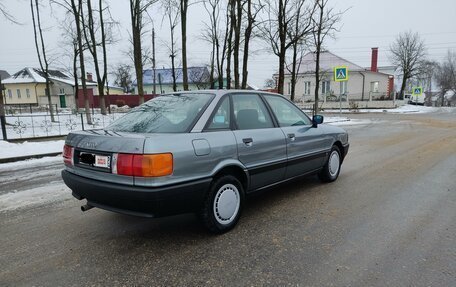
63, 144, 74, 166
115, 153, 173, 177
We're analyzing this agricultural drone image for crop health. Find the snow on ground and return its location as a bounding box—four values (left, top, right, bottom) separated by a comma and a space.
0, 155, 62, 172
325, 116, 373, 126
0, 182, 71, 212
324, 105, 455, 114
0, 140, 64, 159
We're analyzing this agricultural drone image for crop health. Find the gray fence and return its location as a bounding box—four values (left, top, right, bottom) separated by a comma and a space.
1, 112, 126, 141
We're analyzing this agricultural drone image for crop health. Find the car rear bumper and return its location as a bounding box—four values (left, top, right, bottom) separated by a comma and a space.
62, 170, 212, 217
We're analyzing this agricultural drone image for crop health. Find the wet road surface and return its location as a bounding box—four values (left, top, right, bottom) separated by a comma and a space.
0, 112, 455, 286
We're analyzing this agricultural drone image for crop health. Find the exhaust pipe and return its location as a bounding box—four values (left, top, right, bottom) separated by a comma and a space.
81, 203, 94, 212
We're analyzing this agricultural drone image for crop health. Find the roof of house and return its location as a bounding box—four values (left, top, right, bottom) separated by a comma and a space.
0, 70, 10, 81
282, 51, 365, 75
2, 67, 96, 86
139, 66, 210, 85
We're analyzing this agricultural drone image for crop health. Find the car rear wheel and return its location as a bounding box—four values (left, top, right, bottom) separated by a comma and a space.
318, 145, 341, 183
200, 175, 244, 234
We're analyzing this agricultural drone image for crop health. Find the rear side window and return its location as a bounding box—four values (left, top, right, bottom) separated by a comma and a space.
263, 95, 312, 127
107, 93, 213, 133
207, 96, 231, 130
232, 94, 274, 130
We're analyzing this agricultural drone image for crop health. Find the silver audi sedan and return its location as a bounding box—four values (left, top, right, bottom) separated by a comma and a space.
62, 90, 349, 233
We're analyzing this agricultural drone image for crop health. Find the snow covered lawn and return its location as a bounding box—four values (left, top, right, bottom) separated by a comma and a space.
0, 140, 64, 159
324, 105, 455, 114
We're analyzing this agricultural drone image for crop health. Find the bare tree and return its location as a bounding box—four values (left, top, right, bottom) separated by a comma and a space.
287, 0, 315, 101
111, 63, 133, 93
435, 50, 456, 106
202, 0, 221, 89
225, 0, 235, 89
50, 0, 93, 123
180, 0, 189, 90
83, 0, 115, 114
0, 0, 20, 24
30, 0, 55, 122
130, 0, 157, 104
188, 67, 211, 89
163, 0, 180, 92
241, 0, 264, 89
312, 0, 342, 114
264, 78, 276, 89
261, 0, 316, 95
389, 31, 426, 99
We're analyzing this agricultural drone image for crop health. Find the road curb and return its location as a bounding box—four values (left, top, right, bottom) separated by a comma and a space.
0, 152, 62, 164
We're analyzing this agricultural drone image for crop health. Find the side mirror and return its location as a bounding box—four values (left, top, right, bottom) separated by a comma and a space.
312, 115, 324, 127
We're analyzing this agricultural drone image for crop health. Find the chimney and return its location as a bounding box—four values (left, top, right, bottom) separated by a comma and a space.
86, 72, 93, 82
371, 47, 378, 72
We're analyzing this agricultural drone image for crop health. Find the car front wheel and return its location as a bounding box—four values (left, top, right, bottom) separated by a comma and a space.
319, 145, 342, 183
200, 175, 244, 234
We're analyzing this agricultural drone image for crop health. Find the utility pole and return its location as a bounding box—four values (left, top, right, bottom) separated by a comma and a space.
152, 27, 156, 95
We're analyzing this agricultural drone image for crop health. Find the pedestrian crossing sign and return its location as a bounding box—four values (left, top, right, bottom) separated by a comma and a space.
334, 66, 349, 82
412, 86, 422, 95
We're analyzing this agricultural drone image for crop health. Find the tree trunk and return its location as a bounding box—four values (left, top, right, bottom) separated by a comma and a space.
290, 42, 298, 102
241, 0, 252, 89
399, 75, 407, 100
180, 0, 189, 90
99, 0, 108, 114
130, 0, 144, 104
30, 0, 55, 122
233, 0, 242, 89
72, 0, 91, 123
226, 0, 234, 90
276, 0, 286, 95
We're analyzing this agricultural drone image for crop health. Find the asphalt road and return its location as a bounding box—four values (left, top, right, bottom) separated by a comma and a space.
1, 111, 455, 286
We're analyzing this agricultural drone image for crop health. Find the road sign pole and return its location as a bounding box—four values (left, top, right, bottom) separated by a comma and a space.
339, 82, 342, 116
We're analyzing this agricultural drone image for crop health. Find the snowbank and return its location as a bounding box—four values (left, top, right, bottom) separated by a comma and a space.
0, 140, 64, 159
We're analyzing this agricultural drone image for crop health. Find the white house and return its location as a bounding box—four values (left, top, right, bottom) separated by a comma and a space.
280, 48, 394, 103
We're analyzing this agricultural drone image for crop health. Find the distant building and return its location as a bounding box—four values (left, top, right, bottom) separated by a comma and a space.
2, 67, 97, 108
280, 48, 393, 102
1, 68, 124, 109
135, 66, 211, 94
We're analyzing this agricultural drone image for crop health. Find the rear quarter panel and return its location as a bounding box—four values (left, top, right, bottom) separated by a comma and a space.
136, 131, 239, 187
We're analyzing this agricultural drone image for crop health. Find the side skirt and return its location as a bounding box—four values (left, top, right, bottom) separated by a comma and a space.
247, 167, 323, 194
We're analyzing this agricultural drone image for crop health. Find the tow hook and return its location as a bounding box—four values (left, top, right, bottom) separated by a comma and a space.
81, 203, 94, 212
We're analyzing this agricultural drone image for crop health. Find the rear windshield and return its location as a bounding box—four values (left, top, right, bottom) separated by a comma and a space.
107, 93, 213, 133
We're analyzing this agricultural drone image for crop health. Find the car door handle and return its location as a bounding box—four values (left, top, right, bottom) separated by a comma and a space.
287, 133, 296, 141
242, 138, 253, 146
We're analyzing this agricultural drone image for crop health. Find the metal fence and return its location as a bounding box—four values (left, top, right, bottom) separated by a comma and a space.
1, 111, 126, 140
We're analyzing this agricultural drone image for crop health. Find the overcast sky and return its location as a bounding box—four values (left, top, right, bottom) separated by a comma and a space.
0, 0, 455, 88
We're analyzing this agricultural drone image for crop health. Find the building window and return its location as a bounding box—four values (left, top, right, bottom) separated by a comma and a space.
287, 82, 291, 95
26, 88, 31, 98
17, 89, 21, 98
370, 81, 379, 93
59, 88, 65, 94
321, 81, 330, 94
304, 81, 311, 95
7, 89, 12, 98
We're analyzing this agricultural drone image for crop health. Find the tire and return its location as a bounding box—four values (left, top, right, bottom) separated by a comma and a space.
318, 145, 342, 183
200, 175, 244, 234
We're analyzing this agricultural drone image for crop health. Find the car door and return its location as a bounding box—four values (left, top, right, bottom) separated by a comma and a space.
231, 93, 287, 190
263, 94, 328, 179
